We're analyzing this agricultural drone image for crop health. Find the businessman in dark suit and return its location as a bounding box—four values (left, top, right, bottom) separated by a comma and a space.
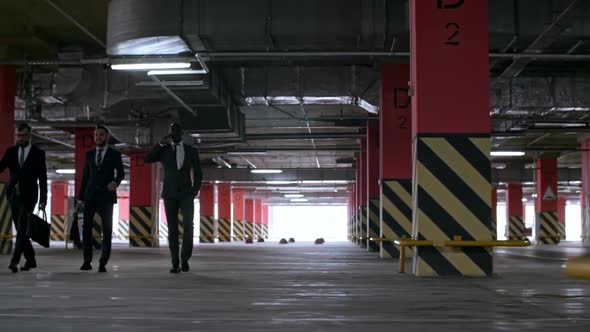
77, 125, 125, 272
0, 123, 47, 273
145, 123, 202, 273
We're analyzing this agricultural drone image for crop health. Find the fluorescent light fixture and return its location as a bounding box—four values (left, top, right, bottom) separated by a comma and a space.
490, 151, 525, 157
250, 169, 282, 174
56, 169, 75, 174
227, 152, 267, 155
290, 198, 308, 202
111, 62, 191, 71
265, 181, 295, 185
284, 194, 304, 198
147, 69, 207, 76
533, 122, 588, 128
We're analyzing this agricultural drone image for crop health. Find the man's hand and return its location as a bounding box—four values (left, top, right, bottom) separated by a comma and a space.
159, 135, 172, 145
107, 181, 117, 192
76, 201, 84, 212
38, 202, 46, 210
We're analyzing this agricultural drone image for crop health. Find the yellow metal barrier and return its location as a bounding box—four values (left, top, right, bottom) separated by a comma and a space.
564, 255, 590, 280
369, 237, 389, 242
393, 236, 531, 273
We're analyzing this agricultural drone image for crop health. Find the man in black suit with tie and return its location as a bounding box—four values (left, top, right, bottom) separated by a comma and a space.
0, 123, 47, 273
145, 123, 202, 273
77, 125, 125, 272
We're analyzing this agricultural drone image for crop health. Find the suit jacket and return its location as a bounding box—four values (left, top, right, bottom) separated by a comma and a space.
0, 144, 47, 206
145, 143, 203, 200
78, 147, 125, 204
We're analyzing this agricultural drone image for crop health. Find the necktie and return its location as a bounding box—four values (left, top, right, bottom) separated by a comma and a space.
97, 149, 103, 169
173, 144, 179, 170
19, 147, 25, 167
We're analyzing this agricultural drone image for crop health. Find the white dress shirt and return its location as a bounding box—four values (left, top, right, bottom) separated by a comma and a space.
173, 143, 185, 170
19, 143, 31, 167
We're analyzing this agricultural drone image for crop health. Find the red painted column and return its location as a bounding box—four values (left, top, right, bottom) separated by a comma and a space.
354, 159, 361, 244
0, 65, 15, 254
74, 128, 95, 198
254, 199, 263, 240
128, 152, 155, 247
380, 63, 412, 259
50, 181, 68, 241
118, 192, 129, 221
262, 204, 269, 239
506, 184, 525, 240
557, 196, 567, 239
491, 187, 497, 239
245, 198, 255, 241
199, 183, 214, 243
366, 120, 380, 251
583, 138, 590, 243
410, 0, 491, 276
359, 138, 367, 248
232, 188, 246, 241
217, 184, 232, 242
535, 158, 560, 244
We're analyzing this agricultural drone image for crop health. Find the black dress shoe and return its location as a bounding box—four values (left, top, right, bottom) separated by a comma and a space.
20, 261, 37, 271
8, 264, 18, 273
98, 264, 107, 273
181, 262, 189, 272
170, 266, 181, 274
80, 262, 92, 271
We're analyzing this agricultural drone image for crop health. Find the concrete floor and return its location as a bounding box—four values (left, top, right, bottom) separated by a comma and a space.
1, 242, 590, 331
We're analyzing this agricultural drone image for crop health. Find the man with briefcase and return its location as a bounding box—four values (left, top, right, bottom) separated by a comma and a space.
0, 123, 48, 273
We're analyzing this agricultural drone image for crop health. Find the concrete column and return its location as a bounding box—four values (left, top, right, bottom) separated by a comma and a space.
232, 188, 245, 241
354, 160, 360, 245
557, 196, 567, 240
75, 127, 102, 249
506, 184, 525, 240
582, 138, 590, 243
0, 65, 16, 255
379, 63, 411, 259
199, 183, 214, 243
245, 198, 255, 242
535, 158, 560, 244
117, 191, 129, 241
50, 181, 68, 241
217, 184, 232, 242
366, 120, 380, 252
410, 0, 491, 276
129, 152, 155, 247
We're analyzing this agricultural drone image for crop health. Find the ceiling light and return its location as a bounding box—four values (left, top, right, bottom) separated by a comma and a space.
265, 181, 296, 185
56, 169, 75, 174
227, 152, 268, 155
290, 198, 308, 202
284, 194, 304, 198
111, 62, 191, 71
251, 169, 282, 174
147, 69, 207, 75
533, 122, 588, 128
490, 151, 525, 157
522, 198, 528, 202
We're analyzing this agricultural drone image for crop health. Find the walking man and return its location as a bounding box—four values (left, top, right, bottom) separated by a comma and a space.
145, 123, 202, 273
77, 125, 125, 272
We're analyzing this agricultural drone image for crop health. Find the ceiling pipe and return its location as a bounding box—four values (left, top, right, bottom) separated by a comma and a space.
43, 0, 106, 48
147, 73, 197, 116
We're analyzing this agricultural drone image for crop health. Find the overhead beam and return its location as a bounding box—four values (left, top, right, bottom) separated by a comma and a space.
202, 168, 355, 182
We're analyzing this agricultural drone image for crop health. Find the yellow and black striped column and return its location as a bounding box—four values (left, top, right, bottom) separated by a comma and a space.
506, 184, 525, 240
412, 135, 492, 276
50, 215, 66, 241
117, 219, 129, 240
177, 213, 184, 241
367, 199, 380, 252
233, 220, 245, 241
218, 218, 231, 242
0, 183, 13, 255
199, 216, 215, 243
245, 221, 254, 241
537, 211, 561, 245
380, 179, 412, 259
358, 206, 367, 248
129, 206, 154, 247
91, 215, 103, 249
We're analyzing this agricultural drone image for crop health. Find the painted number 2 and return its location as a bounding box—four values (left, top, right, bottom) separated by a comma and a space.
445, 22, 460, 46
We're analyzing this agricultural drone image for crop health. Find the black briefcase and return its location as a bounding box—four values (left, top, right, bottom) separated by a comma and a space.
26, 210, 50, 248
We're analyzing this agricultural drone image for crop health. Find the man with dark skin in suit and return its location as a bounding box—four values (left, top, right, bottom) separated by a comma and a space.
0, 123, 47, 273
145, 123, 202, 273
77, 125, 125, 273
